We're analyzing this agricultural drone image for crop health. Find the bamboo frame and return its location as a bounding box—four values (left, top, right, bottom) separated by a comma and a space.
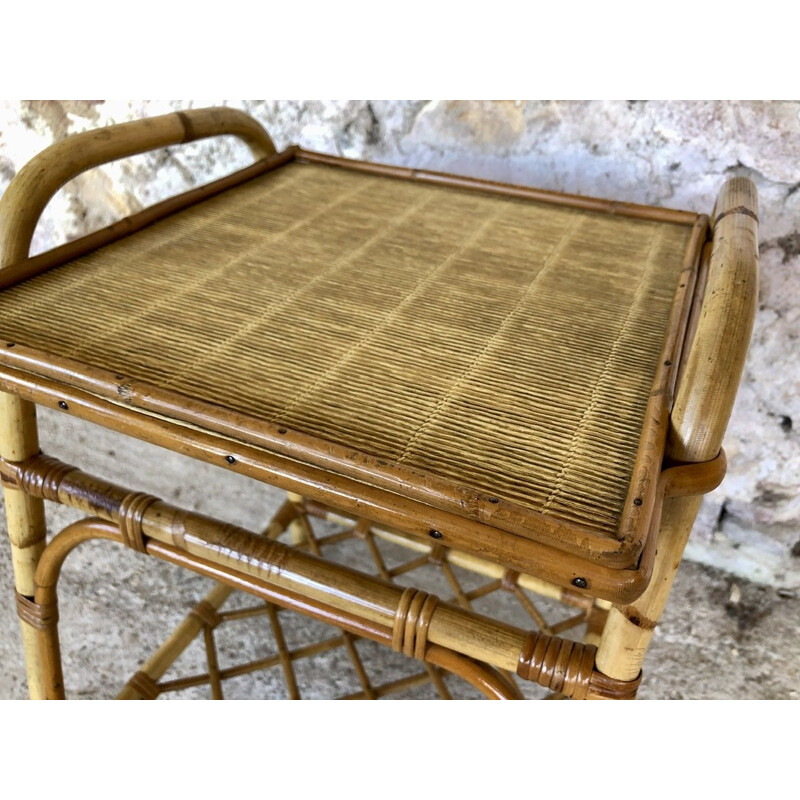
0, 107, 757, 699
6, 453, 631, 699
593, 178, 759, 687
0, 106, 276, 269
0, 394, 47, 698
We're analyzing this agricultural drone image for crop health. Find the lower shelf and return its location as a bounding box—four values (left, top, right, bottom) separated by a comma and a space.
118, 497, 608, 700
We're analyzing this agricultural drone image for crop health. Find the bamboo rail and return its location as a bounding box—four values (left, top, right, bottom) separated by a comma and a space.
593, 177, 759, 687
4, 453, 641, 700
0, 106, 276, 268
114, 501, 525, 701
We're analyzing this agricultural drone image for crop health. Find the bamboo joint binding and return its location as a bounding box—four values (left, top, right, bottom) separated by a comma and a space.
118, 491, 158, 553
126, 671, 160, 700
15, 590, 58, 630
392, 587, 439, 659
516, 630, 597, 699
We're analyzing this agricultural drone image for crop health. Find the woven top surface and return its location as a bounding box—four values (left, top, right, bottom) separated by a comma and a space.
0, 161, 692, 549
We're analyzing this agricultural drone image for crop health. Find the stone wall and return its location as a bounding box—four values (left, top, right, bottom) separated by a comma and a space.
1, 100, 797, 591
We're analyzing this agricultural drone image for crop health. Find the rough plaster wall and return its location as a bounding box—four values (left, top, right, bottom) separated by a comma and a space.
0, 99, 797, 592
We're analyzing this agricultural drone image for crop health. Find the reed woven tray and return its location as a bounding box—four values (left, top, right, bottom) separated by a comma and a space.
0, 149, 705, 599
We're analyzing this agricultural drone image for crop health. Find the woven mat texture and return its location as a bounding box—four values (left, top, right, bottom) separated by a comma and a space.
0, 162, 691, 540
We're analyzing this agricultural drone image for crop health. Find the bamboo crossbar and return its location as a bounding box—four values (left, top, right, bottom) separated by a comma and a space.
0, 146, 297, 292
17, 457, 524, 670
0, 107, 276, 268
5, 454, 640, 699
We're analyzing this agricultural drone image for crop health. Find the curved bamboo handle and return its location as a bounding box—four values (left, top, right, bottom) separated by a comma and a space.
668, 177, 759, 462
0, 106, 277, 267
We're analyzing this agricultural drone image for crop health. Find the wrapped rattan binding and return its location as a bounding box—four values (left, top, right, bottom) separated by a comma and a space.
516, 630, 642, 699
516, 631, 598, 700
16, 454, 77, 502
118, 491, 158, 553
12, 454, 159, 555
190, 600, 223, 629
392, 587, 439, 659
126, 671, 160, 700
588, 670, 642, 700
501, 569, 521, 592
15, 591, 58, 630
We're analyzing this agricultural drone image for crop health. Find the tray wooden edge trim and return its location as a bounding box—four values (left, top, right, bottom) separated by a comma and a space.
0, 359, 656, 604
0, 341, 661, 569
615, 215, 709, 560
0, 151, 707, 571
295, 149, 702, 226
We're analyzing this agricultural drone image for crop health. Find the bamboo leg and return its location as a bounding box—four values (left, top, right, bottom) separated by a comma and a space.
0, 393, 48, 699
286, 492, 310, 546
592, 495, 702, 688
583, 599, 611, 647
34, 609, 64, 699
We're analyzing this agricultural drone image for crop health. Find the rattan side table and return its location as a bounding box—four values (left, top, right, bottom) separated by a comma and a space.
0, 107, 757, 699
